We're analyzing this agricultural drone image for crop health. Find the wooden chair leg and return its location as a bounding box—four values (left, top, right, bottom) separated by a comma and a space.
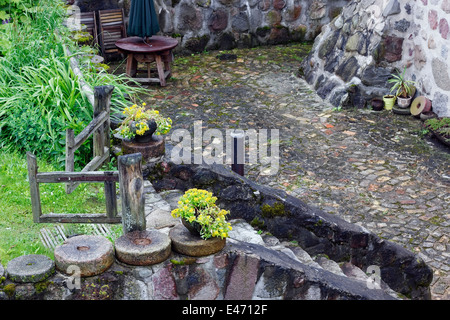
126, 53, 137, 77
155, 54, 166, 86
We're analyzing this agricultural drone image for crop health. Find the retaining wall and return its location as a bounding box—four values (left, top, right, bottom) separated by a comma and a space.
150, 160, 433, 299
74, 0, 351, 53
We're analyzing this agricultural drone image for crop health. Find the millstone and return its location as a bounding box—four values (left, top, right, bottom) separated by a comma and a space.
169, 224, 226, 257
54, 235, 114, 277
114, 229, 172, 266
6, 254, 55, 283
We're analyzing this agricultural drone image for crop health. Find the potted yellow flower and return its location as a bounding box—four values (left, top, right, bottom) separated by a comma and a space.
171, 188, 232, 240
115, 102, 172, 143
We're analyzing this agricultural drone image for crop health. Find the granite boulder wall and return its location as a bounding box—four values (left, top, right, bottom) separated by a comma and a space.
300, 0, 450, 117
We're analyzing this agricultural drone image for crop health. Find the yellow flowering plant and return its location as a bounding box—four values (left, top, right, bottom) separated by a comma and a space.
115, 102, 172, 139
171, 188, 232, 240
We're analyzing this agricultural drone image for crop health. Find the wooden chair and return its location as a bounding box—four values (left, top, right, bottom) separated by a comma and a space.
79, 11, 99, 48
98, 8, 127, 56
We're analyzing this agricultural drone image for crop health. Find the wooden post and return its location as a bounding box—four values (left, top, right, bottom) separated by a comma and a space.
26, 152, 42, 223
65, 128, 75, 194
231, 130, 245, 176
93, 85, 114, 164
118, 153, 146, 233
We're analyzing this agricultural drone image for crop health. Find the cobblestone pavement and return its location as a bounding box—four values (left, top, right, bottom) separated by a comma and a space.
111, 43, 449, 299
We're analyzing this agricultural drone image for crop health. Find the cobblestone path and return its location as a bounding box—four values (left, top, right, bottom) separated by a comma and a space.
111, 43, 449, 299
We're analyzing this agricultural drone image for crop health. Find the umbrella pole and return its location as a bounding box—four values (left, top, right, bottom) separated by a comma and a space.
144, 36, 152, 47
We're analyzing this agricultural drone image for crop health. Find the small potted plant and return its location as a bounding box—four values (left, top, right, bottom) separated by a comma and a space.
171, 188, 232, 240
387, 66, 416, 109
114, 102, 172, 143
382, 94, 396, 110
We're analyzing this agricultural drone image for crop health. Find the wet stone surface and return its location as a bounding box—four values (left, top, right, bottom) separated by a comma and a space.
110, 43, 450, 299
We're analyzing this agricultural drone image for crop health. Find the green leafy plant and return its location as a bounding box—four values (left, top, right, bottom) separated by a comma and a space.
0, 0, 39, 24
424, 117, 450, 143
114, 102, 172, 139
171, 189, 232, 240
388, 67, 415, 98
0, 0, 146, 169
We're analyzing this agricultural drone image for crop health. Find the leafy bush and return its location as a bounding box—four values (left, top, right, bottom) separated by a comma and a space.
0, 0, 145, 169
0, 0, 39, 24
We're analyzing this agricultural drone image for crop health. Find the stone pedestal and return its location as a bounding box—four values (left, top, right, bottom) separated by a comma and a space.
115, 230, 172, 266
121, 135, 165, 175
54, 235, 115, 277
6, 254, 55, 283
169, 224, 226, 257
122, 135, 165, 161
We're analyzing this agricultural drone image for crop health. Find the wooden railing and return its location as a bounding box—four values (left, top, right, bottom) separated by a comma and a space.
27, 152, 146, 230
65, 85, 113, 194
27, 152, 119, 224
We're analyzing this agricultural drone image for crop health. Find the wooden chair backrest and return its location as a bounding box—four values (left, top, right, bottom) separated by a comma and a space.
79, 11, 99, 48
98, 8, 127, 55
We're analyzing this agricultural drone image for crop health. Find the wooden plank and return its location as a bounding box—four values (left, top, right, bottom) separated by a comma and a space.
65, 148, 112, 194
93, 85, 114, 165
37, 170, 119, 183
73, 110, 109, 150
39, 213, 121, 224
118, 153, 146, 233
65, 128, 76, 194
63, 44, 94, 107
26, 152, 42, 223
133, 71, 171, 84
104, 180, 118, 220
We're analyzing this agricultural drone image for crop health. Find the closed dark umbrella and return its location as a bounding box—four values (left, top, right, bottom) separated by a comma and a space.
127, 0, 160, 43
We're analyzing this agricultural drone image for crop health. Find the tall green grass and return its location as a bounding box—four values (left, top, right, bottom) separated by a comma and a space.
0, 0, 143, 263
0, 0, 145, 169
0, 150, 122, 264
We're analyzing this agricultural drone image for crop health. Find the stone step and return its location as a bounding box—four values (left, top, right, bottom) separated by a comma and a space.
145, 183, 400, 299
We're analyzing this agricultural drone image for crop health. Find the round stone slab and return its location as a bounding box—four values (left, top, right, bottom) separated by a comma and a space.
169, 224, 226, 257
122, 135, 165, 161
115, 229, 171, 266
54, 235, 114, 277
6, 254, 55, 283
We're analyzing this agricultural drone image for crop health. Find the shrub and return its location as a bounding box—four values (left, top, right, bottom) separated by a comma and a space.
0, 0, 145, 169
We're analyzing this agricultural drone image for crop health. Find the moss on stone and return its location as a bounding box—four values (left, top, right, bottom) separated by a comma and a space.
3, 283, 16, 297
260, 202, 289, 218
35, 280, 52, 294
250, 217, 265, 229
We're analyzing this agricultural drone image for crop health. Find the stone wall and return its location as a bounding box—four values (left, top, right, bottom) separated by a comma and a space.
154, 0, 351, 53
0, 239, 399, 300
151, 160, 433, 299
301, 0, 450, 117
73, 0, 351, 53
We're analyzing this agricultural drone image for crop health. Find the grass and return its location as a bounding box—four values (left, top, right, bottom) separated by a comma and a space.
0, 147, 123, 265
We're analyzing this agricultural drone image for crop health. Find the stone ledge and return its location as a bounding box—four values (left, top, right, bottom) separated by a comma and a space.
0, 237, 399, 300
151, 160, 433, 299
